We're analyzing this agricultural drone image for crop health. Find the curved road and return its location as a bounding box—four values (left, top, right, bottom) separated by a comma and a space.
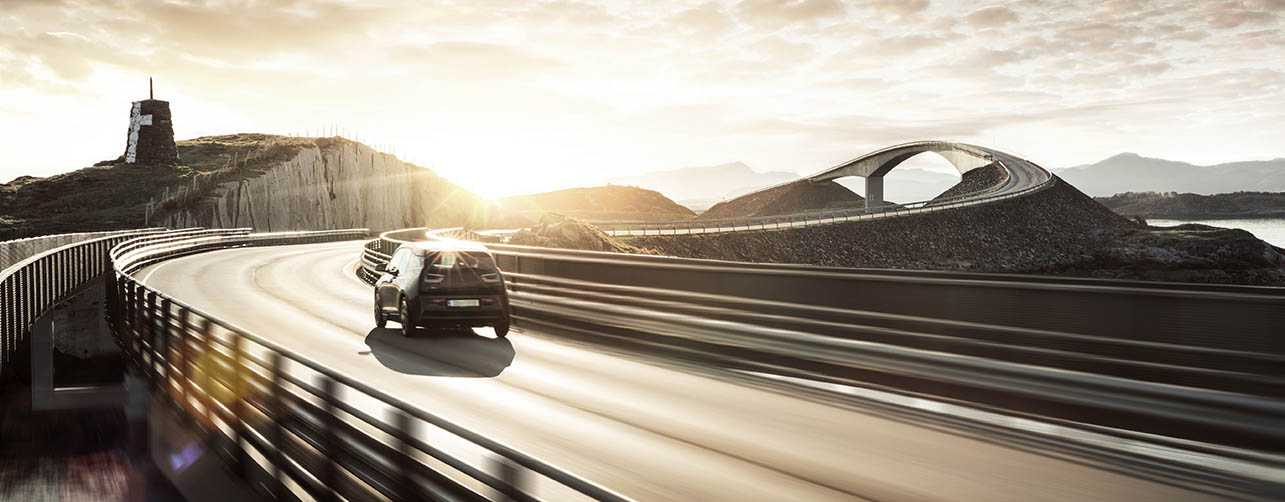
136, 240, 1228, 501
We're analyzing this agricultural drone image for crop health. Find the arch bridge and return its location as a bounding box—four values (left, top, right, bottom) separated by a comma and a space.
807, 141, 1002, 208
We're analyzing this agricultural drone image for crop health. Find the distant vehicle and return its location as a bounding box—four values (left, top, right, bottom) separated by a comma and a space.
374, 241, 511, 337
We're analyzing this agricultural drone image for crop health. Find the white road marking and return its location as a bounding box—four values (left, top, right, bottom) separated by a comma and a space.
138, 257, 177, 285
342, 258, 372, 289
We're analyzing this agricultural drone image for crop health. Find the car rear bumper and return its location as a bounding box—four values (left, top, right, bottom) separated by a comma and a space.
418, 295, 509, 324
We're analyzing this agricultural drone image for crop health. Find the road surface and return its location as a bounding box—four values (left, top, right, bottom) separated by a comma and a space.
136, 240, 1231, 501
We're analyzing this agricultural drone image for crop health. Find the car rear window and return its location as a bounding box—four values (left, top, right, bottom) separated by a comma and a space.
426, 251, 498, 271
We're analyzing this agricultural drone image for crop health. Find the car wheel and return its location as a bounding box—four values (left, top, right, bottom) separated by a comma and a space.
494, 314, 510, 338
374, 295, 386, 329
399, 297, 415, 337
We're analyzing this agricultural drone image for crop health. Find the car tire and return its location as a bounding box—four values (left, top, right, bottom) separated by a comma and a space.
399, 297, 415, 337
494, 314, 510, 338
374, 295, 386, 329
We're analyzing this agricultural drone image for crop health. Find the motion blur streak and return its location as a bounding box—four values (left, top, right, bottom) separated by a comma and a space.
135, 240, 1239, 501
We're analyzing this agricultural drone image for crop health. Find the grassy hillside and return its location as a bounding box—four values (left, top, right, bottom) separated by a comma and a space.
0, 134, 310, 239
497, 185, 696, 223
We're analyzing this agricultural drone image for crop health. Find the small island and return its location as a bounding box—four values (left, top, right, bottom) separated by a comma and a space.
1096, 191, 1285, 220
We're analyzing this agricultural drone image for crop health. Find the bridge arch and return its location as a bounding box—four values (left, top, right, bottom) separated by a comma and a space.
807, 141, 996, 208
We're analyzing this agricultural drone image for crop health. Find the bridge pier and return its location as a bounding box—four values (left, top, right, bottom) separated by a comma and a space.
865, 175, 884, 208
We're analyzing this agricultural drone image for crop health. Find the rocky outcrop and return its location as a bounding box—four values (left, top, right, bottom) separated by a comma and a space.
509, 214, 657, 254
161, 139, 506, 232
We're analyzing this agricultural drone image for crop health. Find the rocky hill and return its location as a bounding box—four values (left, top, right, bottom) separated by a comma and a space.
1055, 153, 1285, 197
609, 162, 799, 211
931, 164, 1007, 202
698, 180, 867, 220
0, 134, 519, 239
497, 185, 696, 223
1096, 191, 1285, 219
627, 179, 1285, 286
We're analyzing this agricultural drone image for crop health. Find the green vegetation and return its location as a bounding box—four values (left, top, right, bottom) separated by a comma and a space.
0, 133, 318, 240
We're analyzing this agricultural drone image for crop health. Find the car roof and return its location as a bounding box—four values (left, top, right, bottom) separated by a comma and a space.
397, 240, 492, 254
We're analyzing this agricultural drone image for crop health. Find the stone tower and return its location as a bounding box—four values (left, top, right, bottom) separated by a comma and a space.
123, 78, 179, 164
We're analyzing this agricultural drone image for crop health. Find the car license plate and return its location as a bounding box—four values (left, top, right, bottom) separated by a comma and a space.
447, 299, 480, 307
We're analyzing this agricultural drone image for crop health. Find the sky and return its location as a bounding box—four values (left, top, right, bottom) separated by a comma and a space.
1, 0, 1283, 198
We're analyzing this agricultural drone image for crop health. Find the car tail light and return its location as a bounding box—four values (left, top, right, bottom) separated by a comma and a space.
480, 297, 496, 305
428, 298, 446, 305
481, 273, 501, 283
423, 273, 445, 284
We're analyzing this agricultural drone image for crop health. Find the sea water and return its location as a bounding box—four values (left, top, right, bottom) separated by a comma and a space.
1148, 218, 1285, 248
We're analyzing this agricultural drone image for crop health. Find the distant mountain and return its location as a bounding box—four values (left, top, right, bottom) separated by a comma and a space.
1054, 153, 1285, 197
609, 162, 799, 211
496, 185, 696, 223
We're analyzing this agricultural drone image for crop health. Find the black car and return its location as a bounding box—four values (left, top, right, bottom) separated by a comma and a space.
374, 241, 511, 337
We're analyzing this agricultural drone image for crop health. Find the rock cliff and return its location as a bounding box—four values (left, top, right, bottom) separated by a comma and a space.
161, 138, 510, 232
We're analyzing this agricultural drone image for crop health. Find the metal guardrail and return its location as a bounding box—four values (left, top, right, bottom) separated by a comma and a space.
363, 229, 1285, 455
1, 228, 163, 271
0, 228, 174, 372
597, 158, 1054, 236
109, 229, 633, 502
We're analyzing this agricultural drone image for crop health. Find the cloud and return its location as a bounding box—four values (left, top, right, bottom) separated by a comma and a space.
736, 0, 846, 27
863, 0, 931, 17
963, 6, 1019, 27
1207, 9, 1277, 29
392, 42, 565, 78
0, 0, 1283, 186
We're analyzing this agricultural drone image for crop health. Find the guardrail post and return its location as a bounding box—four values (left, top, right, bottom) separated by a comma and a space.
231, 333, 249, 478
491, 455, 528, 502
395, 410, 420, 500
267, 352, 287, 500
159, 298, 171, 391
146, 291, 159, 386
178, 307, 191, 414
197, 317, 214, 428
320, 376, 340, 502
125, 282, 138, 358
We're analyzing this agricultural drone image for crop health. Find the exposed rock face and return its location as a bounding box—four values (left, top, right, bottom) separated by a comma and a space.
124, 99, 178, 165
162, 140, 499, 232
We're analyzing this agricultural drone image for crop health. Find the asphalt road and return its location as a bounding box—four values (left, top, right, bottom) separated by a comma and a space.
136, 240, 1229, 502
